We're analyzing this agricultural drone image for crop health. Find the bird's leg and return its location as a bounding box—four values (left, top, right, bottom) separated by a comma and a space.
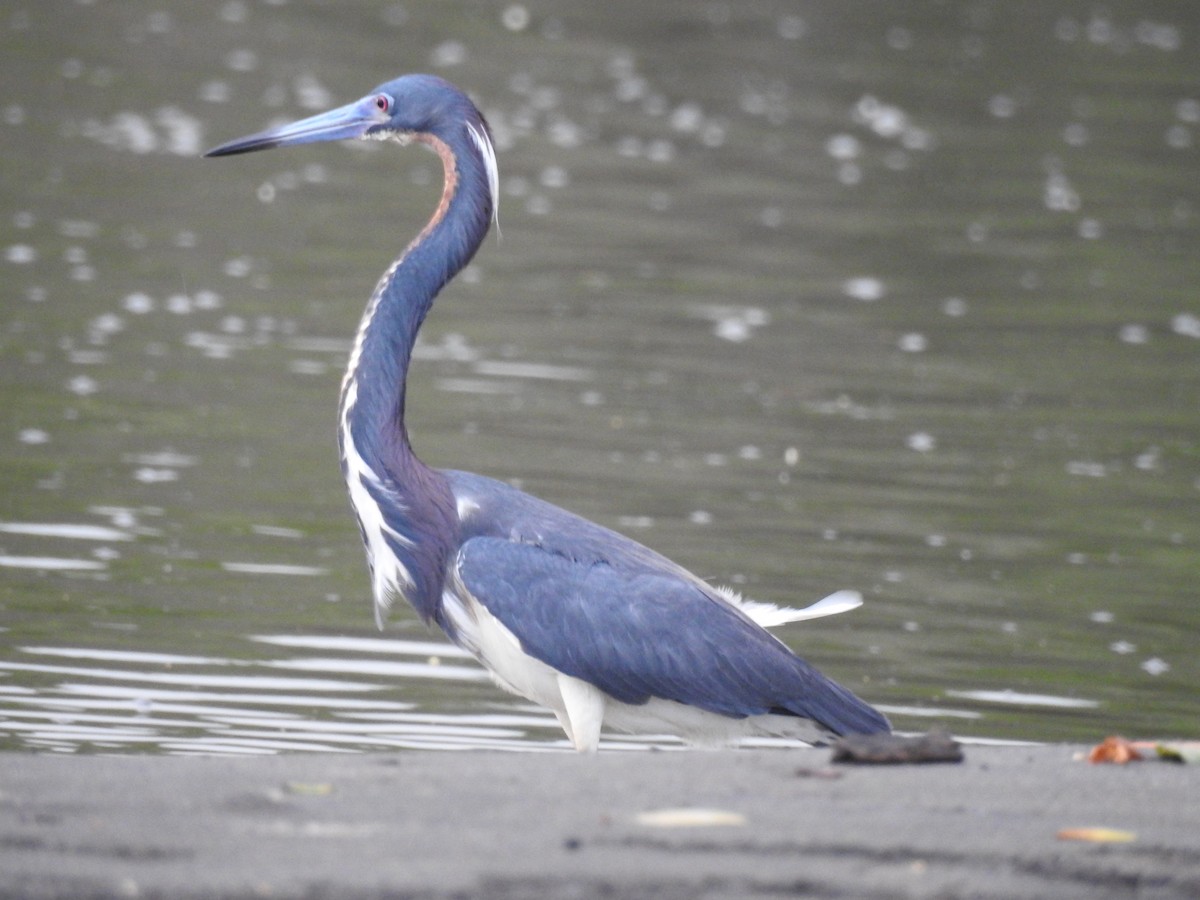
555, 673, 606, 753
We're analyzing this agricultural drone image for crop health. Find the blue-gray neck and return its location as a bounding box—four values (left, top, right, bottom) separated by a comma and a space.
339, 117, 495, 625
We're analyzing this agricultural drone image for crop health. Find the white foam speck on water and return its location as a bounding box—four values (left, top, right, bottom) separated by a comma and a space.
0, 555, 107, 571
0, 522, 132, 541
221, 562, 328, 577
947, 689, 1099, 709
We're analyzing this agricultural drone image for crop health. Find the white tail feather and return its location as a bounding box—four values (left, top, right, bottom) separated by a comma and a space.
716, 587, 864, 628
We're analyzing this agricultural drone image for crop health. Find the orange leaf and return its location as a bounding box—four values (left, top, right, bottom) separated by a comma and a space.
1087, 736, 1142, 764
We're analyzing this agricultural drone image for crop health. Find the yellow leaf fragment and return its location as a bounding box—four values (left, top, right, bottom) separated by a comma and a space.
1056, 827, 1136, 844
284, 781, 334, 796
635, 807, 747, 828
1156, 742, 1200, 764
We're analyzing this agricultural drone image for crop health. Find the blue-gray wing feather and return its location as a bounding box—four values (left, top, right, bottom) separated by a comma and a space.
455, 536, 888, 736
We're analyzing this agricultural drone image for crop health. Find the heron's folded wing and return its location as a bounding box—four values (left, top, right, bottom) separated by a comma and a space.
455, 536, 887, 734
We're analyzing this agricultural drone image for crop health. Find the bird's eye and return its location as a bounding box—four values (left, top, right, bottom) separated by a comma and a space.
374, 94, 392, 113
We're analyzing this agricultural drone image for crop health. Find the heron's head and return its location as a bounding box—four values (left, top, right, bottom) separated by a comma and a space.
204, 74, 484, 157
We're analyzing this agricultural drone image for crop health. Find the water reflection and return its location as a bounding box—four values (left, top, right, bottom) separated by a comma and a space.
1, 1, 1197, 751
0, 638, 569, 755
1, 635, 993, 755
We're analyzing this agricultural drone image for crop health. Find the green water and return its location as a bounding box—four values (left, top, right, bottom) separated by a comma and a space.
0, 1, 1196, 752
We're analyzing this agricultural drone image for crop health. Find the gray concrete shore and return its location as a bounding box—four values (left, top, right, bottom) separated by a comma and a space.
2, 745, 1197, 899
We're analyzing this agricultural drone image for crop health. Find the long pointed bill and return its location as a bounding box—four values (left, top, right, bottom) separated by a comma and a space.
204, 95, 388, 157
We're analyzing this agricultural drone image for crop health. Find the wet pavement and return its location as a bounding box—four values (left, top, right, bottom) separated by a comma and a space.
2, 744, 1197, 898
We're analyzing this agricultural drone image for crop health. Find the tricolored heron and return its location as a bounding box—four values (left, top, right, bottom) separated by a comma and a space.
206, 74, 889, 750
